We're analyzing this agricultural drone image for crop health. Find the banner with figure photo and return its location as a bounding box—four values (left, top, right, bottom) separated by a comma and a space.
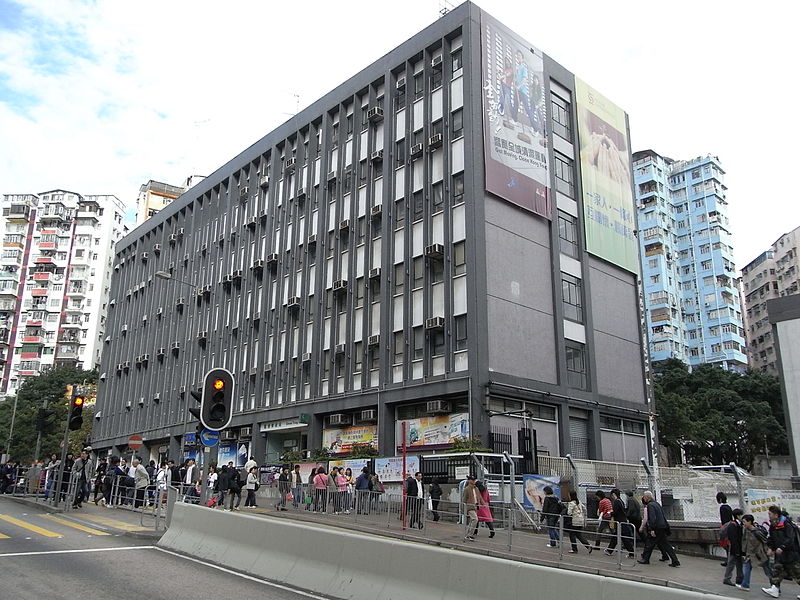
480, 10, 550, 219
575, 79, 637, 273
522, 474, 561, 510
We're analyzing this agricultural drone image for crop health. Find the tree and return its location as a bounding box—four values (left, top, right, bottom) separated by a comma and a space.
0, 366, 97, 463
653, 360, 787, 470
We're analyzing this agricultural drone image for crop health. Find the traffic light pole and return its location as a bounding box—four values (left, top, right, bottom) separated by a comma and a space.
53, 398, 73, 509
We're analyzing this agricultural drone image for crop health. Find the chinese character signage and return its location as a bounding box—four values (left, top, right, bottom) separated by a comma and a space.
576, 78, 637, 273
322, 425, 378, 453
396, 413, 470, 448
480, 11, 550, 219
374, 456, 421, 482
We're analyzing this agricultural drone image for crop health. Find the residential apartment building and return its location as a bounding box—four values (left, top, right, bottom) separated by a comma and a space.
742, 225, 800, 374
634, 150, 747, 372
0, 190, 127, 395
93, 3, 651, 467
135, 180, 187, 226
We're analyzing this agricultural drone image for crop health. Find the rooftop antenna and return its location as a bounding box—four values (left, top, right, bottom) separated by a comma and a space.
281, 92, 301, 117
439, 0, 454, 17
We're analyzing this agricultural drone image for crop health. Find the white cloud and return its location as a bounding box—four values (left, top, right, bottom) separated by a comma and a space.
0, 0, 797, 268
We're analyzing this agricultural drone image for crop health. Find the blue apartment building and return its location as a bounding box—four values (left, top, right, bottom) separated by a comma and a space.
633, 150, 747, 372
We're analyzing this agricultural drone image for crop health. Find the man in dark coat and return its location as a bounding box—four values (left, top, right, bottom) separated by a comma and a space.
722, 508, 744, 586
762, 505, 800, 597
637, 490, 680, 567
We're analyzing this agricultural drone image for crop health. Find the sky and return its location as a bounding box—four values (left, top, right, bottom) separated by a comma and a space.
0, 0, 797, 270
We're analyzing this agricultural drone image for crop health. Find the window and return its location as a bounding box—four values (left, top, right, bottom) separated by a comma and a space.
412, 191, 423, 221
451, 48, 462, 74
430, 61, 443, 89
394, 198, 405, 227
453, 241, 466, 275
395, 140, 405, 166
431, 182, 444, 210
452, 173, 464, 204
413, 72, 424, 99
565, 342, 588, 390
413, 257, 424, 289
413, 326, 424, 360
561, 273, 583, 322
431, 329, 445, 356
451, 108, 463, 138
393, 331, 404, 365
557, 211, 578, 258
551, 93, 571, 141
394, 263, 405, 295
454, 314, 467, 351
554, 153, 574, 197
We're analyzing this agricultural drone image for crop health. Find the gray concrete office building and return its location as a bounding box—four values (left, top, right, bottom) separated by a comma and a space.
93, 3, 651, 466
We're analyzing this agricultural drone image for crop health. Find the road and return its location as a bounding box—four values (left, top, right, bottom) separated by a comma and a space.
0, 497, 329, 600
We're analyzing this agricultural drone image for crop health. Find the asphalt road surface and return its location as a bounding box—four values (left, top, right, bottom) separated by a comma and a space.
0, 497, 331, 600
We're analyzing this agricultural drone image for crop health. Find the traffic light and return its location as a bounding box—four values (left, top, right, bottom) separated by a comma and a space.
68, 389, 85, 431
35, 407, 56, 433
199, 367, 234, 431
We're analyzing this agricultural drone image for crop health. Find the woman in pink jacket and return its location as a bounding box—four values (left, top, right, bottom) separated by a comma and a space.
475, 481, 496, 538
312, 467, 328, 513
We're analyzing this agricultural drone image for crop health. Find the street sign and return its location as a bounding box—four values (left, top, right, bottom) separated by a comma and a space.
184, 432, 197, 445
199, 429, 220, 447
128, 434, 143, 450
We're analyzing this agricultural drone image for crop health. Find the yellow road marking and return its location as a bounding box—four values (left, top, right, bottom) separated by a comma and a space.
0, 515, 62, 538
0, 533, 9, 539
76, 514, 149, 532
41, 514, 110, 536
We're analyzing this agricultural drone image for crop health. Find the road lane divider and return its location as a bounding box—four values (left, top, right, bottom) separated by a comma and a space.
41, 514, 111, 536
0, 515, 63, 538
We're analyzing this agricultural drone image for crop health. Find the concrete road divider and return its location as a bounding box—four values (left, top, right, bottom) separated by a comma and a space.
158, 503, 719, 600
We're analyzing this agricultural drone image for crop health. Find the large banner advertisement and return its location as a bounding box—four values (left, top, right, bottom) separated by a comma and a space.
575, 79, 637, 273
480, 11, 550, 219
746, 489, 800, 525
322, 425, 378, 454
374, 455, 421, 482
522, 474, 561, 510
397, 413, 470, 448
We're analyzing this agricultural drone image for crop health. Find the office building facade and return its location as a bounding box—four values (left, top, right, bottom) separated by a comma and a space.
633, 150, 747, 372
742, 225, 800, 374
0, 191, 127, 395
94, 3, 651, 466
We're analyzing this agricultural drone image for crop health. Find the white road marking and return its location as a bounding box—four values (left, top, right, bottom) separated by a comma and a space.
0, 545, 154, 558
154, 547, 330, 599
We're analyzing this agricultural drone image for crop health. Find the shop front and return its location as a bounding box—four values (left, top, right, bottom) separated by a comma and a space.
260, 414, 311, 463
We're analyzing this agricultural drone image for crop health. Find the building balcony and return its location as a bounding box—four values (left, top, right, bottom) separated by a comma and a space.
32, 272, 51, 282
65, 304, 83, 313
0, 272, 17, 280
37, 241, 59, 250
61, 320, 82, 328
20, 351, 40, 359
67, 287, 86, 296
58, 335, 81, 344
39, 211, 68, 221
0, 287, 19, 297
33, 256, 54, 265
22, 335, 44, 344
31, 288, 48, 297
0, 253, 21, 265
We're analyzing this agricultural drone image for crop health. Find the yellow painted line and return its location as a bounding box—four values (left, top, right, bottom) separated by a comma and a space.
76, 514, 149, 532
41, 514, 110, 536
0, 533, 9, 539
0, 515, 62, 538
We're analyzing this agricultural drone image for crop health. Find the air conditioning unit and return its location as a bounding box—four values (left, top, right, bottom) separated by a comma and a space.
259, 174, 270, 187
368, 334, 380, 346
252, 259, 264, 270
264, 364, 272, 374
202, 284, 212, 295
122, 361, 131, 369
141, 252, 149, 261
176, 297, 187, 307
222, 274, 233, 284
240, 427, 252, 438
177, 228, 185, 236
153, 393, 160, 404
370, 204, 382, 217
121, 324, 128, 333
125, 400, 132, 410
125, 289, 132, 298
171, 342, 180, 351
369, 267, 381, 279
361, 409, 378, 423
116, 363, 123, 372
156, 347, 166, 356
332, 279, 348, 292
287, 296, 301, 308
197, 331, 208, 340
239, 186, 249, 200
338, 219, 351, 231
409, 143, 423, 158
200, 243, 208, 253
114, 263, 120, 271
183, 253, 190, 262
247, 216, 257, 228
249, 367, 258, 378
179, 385, 187, 394
196, 287, 205, 297
302, 352, 312, 362
425, 316, 445, 330
370, 149, 383, 162
307, 234, 317, 246
335, 343, 346, 354
221, 431, 237, 441
141, 354, 149, 362
169, 234, 178, 243
285, 157, 296, 170
296, 186, 306, 198
231, 269, 243, 279
424, 243, 444, 258
427, 400, 450, 414
252, 311, 261, 321
367, 106, 384, 122
329, 413, 351, 426
153, 244, 161, 253
428, 133, 443, 149
217, 234, 225, 244
156, 307, 163, 316
230, 228, 237, 240
431, 55, 443, 67
327, 170, 336, 182
396, 76, 406, 89
266, 253, 279, 266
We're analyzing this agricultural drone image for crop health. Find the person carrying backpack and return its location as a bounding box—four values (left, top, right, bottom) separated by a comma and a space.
739, 514, 771, 591
722, 508, 744, 587
761, 505, 800, 598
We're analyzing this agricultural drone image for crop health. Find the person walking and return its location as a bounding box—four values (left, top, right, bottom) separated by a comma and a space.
429, 478, 443, 522
637, 490, 680, 567
565, 490, 592, 553
462, 475, 482, 542
761, 505, 800, 598
243, 456, 258, 473
290, 464, 303, 509
722, 508, 744, 587
215, 465, 230, 508
43, 454, 59, 500
605, 488, 635, 558
275, 466, 289, 511
71, 450, 94, 509
738, 514, 771, 591
227, 465, 242, 511
593, 490, 613, 550
541, 486, 562, 548
475, 481, 495, 539
354, 466, 373, 514
244, 466, 259, 508
626, 490, 643, 543
718, 491, 734, 567
132, 458, 150, 509
93, 457, 107, 505
406, 472, 425, 529
155, 462, 169, 505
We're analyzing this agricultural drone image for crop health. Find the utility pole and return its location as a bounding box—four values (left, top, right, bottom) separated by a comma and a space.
33, 398, 49, 463
3, 394, 19, 460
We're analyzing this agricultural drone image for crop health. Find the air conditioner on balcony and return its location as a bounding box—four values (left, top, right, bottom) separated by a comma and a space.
329, 413, 351, 426
168, 234, 178, 243
296, 186, 306, 198
122, 361, 131, 369
425, 316, 445, 330
249, 367, 258, 377
307, 234, 317, 245
302, 352, 312, 362
222, 275, 233, 284
157, 347, 166, 356
367, 106, 384, 122
368, 334, 380, 346
141, 252, 149, 261
327, 170, 336, 182
176, 297, 186, 305
431, 55, 443, 67
266, 253, 279, 265
141, 354, 149, 362
231, 269, 243, 279
177, 228, 185, 237
426, 400, 450, 414
361, 409, 378, 423
197, 331, 207, 340
252, 259, 264, 270
183, 253, 190, 262
264, 364, 272, 374
171, 342, 180, 351
370, 150, 383, 162
221, 431, 237, 441
246, 216, 257, 228
252, 311, 261, 321
428, 133, 443, 149
156, 307, 163, 316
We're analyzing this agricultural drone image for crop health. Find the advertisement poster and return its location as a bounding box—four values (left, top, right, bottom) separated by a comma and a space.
575, 78, 637, 274
329, 458, 370, 474
746, 489, 800, 524
522, 474, 561, 510
260, 464, 283, 486
217, 443, 238, 467
480, 10, 550, 219
397, 413, 469, 448
295, 461, 327, 483
374, 456, 420, 482
322, 425, 378, 453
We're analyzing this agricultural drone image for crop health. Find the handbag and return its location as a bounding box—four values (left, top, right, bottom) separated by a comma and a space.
286, 491, 293, 502
609, 519, 617, 532
304, 495, 314, 504
254, 482, 260, 492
